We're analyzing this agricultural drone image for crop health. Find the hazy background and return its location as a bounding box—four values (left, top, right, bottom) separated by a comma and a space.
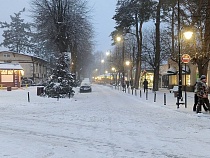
0, 0, 116, 52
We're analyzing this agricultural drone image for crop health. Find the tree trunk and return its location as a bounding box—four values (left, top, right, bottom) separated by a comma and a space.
71, 43, 77, 75
153, 0, 161, 91
197, 0, 210, 77
134, 14, 143, 89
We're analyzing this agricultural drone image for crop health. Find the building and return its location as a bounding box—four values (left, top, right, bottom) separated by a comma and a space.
0, 63, 23, 88
0, 51, 49, 85
165, 59, 197, 91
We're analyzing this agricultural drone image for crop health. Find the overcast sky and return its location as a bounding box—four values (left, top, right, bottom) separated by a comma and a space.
0, 0, 116, 53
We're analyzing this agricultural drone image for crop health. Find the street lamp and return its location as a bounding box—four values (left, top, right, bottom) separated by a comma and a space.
106, 51, 112, 84
183, 31, 193, 40
177, 0, 182, 108
101, 59, 105, 75
177, 0, 194, 108
116, 35, 125, 91
125, 60, 130, 82
112, 67, 117, 88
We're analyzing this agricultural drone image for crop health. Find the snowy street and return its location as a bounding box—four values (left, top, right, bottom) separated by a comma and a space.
0, 84, 210, 158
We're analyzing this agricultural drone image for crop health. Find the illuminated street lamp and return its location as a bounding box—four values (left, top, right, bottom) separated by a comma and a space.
116, 35, 125, 91
183, 31, 193, 40
106, 51, 110, 56
116, 36, 122, 42
101, 59, 105, 75
125, 60, 130, 66
177, 0, 194, 108
125, 60, 131, 84
111, 67, 117, 88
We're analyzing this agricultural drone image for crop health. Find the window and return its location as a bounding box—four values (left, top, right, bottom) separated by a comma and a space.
3, 54, 10, 58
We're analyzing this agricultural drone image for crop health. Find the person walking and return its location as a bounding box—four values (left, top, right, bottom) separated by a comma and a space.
143, 79, 148, 93
193, 81, 198, 111
192, 80, 208, 111
196, 75, 210, 113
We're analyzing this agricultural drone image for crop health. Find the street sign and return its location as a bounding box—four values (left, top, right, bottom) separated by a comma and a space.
181, 54, 191, 63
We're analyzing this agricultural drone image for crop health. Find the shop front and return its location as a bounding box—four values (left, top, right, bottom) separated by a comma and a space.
0, 63, 24, 88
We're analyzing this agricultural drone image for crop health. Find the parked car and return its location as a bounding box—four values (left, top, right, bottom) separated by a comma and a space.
80, 81, 92, 93
21, 78, 35, 87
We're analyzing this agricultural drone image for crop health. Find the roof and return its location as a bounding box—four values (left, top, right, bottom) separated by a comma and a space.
0, 63, 23, 70
0, 51, 48, 63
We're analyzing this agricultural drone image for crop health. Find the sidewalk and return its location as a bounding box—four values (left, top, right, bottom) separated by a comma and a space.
110, 85, 200, 115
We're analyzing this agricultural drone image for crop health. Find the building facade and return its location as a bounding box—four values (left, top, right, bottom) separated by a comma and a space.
165, 59, 202, 91
0, 51, 49, 85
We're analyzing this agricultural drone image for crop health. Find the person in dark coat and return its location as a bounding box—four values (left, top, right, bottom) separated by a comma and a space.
196, 75, 210, 113
143, 79, 148, 93
193, 81, 199, 111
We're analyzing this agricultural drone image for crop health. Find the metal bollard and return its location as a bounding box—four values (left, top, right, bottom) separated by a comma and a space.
135, 89, 137, 96
154, 91, 156, 102
164, 93, 166, 105
140, 89, 142, 98
185, 92, 187, 108
28, 92, 30, 102
146, 90, 148, 100
132, 88, 133, 95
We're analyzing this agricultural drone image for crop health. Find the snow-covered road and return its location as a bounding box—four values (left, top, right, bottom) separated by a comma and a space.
0, 84, 210, 158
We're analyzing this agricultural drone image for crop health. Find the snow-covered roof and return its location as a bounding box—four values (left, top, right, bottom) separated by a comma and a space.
0, 63, 23, 70
0, 51, 48, 63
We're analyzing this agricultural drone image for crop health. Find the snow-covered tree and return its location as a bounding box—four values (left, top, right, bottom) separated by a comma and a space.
0, 8, 33, 53
30, 0, 94, 79
44, 53, 76, 98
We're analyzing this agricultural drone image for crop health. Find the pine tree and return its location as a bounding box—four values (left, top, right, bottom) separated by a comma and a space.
44, 53, 76, 98
0, 8, 32, 53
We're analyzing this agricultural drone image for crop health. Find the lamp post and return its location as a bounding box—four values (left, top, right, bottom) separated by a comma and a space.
116, 36, 125, 91
125, 60, 130, 81
177, 0, 194, 108
177, 0, 182, 108
106, 51, 112, 84
101, 59, 105, 76
112, 67, 117, 88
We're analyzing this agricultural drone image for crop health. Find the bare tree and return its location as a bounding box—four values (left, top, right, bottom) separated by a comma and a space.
30, 0, 94, 78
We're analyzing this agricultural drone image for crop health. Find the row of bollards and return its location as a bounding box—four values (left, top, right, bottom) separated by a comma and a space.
113, 85, 167, 105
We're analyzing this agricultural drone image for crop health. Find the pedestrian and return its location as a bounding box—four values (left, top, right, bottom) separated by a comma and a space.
192, 81, 208, 111
196, 75, 210, 113
193, 81, 198, 111
143, 79, 148, 93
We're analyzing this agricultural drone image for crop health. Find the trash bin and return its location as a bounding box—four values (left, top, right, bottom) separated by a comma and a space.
37, 87, 44, 96
7, 87, 12, 91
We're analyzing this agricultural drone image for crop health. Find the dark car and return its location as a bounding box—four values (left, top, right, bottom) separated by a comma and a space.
80, 82, 92, 93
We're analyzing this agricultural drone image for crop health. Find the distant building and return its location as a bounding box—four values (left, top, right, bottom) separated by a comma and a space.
0, 51, 49, 85
0, 63, 23, 88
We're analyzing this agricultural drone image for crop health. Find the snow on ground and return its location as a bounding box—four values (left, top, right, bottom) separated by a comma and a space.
0, 84, 210, 158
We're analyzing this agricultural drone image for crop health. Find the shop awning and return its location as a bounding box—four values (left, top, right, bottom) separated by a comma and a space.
166, 66, 177, 75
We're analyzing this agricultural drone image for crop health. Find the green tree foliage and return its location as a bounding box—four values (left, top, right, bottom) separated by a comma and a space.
112, 0, 157, 89
0, 8, 32, 53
